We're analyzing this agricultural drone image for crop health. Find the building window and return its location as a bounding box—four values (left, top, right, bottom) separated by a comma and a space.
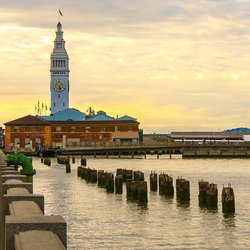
56, 127, 61, 131
63, 102, 65, 106
128, 126, 132, 131
58, 94, 60, 99
35, 127, 41, 132
99, 134, 103, 139
71, 127, 76, 132
100, 126, 106, 131
115, 126, 120, 132
14, 127, 19, 132
24, 127, 30, 132
54, 102, 56, 107
85, 126, 91, 132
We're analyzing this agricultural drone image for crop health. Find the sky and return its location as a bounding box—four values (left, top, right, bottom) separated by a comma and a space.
1, 0, 250, 132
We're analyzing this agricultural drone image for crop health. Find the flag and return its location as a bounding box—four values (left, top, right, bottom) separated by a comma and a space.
59, 9, 63, 16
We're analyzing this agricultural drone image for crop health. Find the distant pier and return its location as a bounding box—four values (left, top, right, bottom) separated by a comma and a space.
5, 143, 250, 158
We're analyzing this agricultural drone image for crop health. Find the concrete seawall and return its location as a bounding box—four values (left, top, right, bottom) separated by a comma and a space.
0, 150, 67, 250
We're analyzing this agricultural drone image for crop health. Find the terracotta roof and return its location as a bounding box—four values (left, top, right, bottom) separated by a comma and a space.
4, 115, 50, 126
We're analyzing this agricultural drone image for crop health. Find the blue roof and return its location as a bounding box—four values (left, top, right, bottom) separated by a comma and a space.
86, 113, 114, 121
41, 108, 85, 121
116, 115, 137, 121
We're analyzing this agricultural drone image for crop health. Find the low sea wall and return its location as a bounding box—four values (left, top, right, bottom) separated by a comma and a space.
0, 150, 67, 250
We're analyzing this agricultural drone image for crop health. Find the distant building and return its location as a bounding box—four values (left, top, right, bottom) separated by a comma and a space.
0, 127, 4, 149
170, 131, 250, 143
4, 109, 140, 150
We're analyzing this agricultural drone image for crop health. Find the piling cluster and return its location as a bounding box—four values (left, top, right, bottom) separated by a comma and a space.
77, 167, 148, 202
68, 156, 235, 213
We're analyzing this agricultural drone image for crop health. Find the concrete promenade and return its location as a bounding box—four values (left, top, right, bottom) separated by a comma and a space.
0, 150, 67, 250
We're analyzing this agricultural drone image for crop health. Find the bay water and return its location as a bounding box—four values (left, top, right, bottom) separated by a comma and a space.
33, 156, 250, 249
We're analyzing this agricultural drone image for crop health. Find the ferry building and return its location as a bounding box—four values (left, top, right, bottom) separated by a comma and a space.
4, 22, 140, 150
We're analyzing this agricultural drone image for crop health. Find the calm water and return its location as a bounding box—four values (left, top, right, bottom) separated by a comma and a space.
32, 156, 250, 250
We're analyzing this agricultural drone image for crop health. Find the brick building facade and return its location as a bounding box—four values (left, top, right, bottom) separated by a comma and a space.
4, 113, 140, 150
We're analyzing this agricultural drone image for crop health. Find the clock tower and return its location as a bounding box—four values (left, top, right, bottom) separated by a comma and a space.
50, 22, 69, 114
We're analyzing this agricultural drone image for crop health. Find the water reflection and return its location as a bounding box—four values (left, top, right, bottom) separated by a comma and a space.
223, 214, 236, 228
176, 199, 190, 208
126, 198, 148, 212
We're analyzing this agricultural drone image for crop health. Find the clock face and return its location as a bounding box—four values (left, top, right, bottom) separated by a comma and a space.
53, 80, 65, 92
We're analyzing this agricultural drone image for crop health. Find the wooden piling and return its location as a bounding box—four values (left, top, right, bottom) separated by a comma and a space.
126, 179, 132, 198
77, 166, 82, 177
176, 178, 190, 201
159, 174, 174, 196
130, 181, 148, 202
134, 171, 144, 181
206, 183, 218, 208
57, 156, 69, 165
115, 175, 123, 194
106, 173, 114, 193
116, 168, 123, 176
222, 185, 235, 213
81, 158, 87, 167
65, 164, 71, 174
198, 180, 209, 206
150, 172, 157, 191
121, 169, 133, 181
98, 170, 106, 187
91, 169, 98, 183
43, 159, 51, 166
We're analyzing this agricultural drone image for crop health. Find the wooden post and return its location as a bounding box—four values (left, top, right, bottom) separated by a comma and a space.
159, 174, 174, 196
126, 179, 132, 198
91, 169, 98, 183
206, 183, 218, 208
134, 171, 144, 181
65, 164, 71, 174
222, 185, 235, 213
77, 166, 82, 177
150, 172, 157, 191
115, 175, 123, 194
72, 157, 75, 164
106, 173, 114, 193
130, 181, 148, 202
198, 180, 209, 206
176, 178, 190, 201
81, 158, 87, 166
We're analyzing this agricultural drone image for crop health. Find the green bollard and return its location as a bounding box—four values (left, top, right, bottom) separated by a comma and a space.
7, 152, 36, 183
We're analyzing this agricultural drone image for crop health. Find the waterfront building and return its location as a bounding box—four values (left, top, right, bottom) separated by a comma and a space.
4, 21, 141, 150
4, 110, 140, 150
